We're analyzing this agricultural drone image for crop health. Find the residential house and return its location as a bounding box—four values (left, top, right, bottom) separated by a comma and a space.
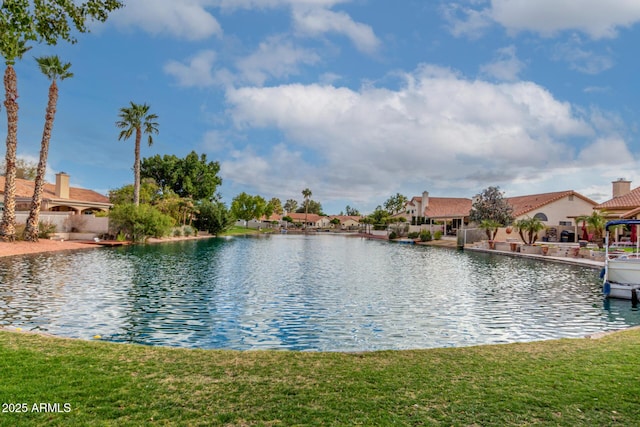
287, 212, 331, 229
328, 215, 362, 230
0, 172, 111, 214
594, 179, 640, 220
402, 191, 472, 235
500, 190, 597, 242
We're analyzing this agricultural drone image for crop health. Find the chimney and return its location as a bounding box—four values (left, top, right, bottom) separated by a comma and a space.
55, 172, 70, 199
421, 191, 429, 213
612, 178, 631, 199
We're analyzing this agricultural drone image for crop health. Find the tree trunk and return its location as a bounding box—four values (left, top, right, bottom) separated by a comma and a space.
133, 127, 141, 206
25, 80, 58, 242
0, 65, 19, 241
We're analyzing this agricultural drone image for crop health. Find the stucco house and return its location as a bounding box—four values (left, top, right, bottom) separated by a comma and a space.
0, 172, 111, 214
594, 179, 640, 220
287, 212, 331, 229
402, 191, 472, 235
505, 190, 597, 226
328, 215, 362, 230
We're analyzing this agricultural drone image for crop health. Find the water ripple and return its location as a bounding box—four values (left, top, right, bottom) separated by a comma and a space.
0, 235, 638, 351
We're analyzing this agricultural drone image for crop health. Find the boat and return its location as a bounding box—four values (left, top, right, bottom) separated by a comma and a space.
602, 219, 640, 301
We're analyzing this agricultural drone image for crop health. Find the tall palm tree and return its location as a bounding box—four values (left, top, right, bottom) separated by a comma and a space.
0, 38, 30, 241
302, 188, 312, 228
24, 56, 73, 242
116, 102, 159, 206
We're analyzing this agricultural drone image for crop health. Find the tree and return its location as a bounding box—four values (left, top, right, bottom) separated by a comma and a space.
384, 193, 408, 215
367, 205, 391, 230
116, 102, 159, 206
267, 197, 283, 215
302, 188, 312, 228
284, 199, 298, 214
23, 55, 73, 241
194, 200, 232, 235
141, 151, 222, 201
296, 199, 323, 215
469, 186, 514, 226
577, 210, 608, 248
0, 157, 37, 179
0, 0, 124, 241
345, 205, 361, 216
109, 178, 160, 206
230, 192, 266, 227
514, 217, 546, 245
479, 219, 501, 241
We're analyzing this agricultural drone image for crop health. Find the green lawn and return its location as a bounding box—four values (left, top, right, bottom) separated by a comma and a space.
220, 226, 274, 236
1, 328, 639, 426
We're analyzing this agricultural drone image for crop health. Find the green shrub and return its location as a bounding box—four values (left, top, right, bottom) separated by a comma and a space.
183, 226, 193, 237
407, 231, 419, 239
173, 228, 183, 237
434, 230, 443, 240
420, 230, 432, 242
388, 231, 397, 240
109, 203, 175, 243
38, 221, 57, 239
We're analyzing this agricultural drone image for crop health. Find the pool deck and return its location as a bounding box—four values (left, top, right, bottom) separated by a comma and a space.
463, 245, 604, 270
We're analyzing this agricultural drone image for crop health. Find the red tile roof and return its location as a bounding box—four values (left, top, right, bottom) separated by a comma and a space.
424, 197, 472, 218
0, 176, 110, 204
287, 212, 323, 223
506, 190, 596, 217
595, 186, 640, 210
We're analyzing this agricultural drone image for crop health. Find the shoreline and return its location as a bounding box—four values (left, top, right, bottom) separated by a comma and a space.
0, 234, 215, 258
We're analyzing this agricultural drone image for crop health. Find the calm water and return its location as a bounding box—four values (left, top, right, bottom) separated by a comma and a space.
1, 234, 638, 351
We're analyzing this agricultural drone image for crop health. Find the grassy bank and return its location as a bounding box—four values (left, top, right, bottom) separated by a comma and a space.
220, 226, 274, 236
1, 329, 639, 426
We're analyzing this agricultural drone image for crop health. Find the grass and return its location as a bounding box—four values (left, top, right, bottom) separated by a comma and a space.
1, 329, 639, 426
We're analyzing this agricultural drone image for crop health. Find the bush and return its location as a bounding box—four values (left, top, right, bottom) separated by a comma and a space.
183, 226, 194, 237
109, 203, 175, 243
173, 228, 183, 237
420, 230, 432, 242
38, 221, 57, 239
408, 231, 419, 239
388, 231, 397, 240
194, 200, 232, 235
434, 230, 443, 240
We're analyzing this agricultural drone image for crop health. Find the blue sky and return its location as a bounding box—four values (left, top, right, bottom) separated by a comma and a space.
5, 0, 640, 214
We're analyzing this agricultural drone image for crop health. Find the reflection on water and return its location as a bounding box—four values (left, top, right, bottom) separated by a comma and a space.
1, 235, 638, 351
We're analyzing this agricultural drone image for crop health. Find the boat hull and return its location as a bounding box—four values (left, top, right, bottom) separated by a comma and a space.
604, 258, 640, 300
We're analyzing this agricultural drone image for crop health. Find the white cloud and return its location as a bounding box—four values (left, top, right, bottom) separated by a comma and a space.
292, 7, 380, 54
236, 36, 321, 85
577, 136, 634, 165
552, 34, 614, 74
215, 0, 348, 11
222, 64, 613, 206
480, 45, 526, 81
449, 0, 640, 39
111, 0, 222, 40
164, 50, 217, 87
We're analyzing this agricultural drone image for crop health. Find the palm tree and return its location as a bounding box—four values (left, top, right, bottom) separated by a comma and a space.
302, 188, 312, 228
577, 210, 608, 248
116, 102, 159, 206
514, 217, 546, 245
0, 38, 30, 241
24, 56, 73, 242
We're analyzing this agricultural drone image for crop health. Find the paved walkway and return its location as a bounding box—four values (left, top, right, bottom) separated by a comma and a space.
463, 246, 604, 270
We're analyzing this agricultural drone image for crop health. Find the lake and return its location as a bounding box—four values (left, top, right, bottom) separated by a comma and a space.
1, 234, 638, 351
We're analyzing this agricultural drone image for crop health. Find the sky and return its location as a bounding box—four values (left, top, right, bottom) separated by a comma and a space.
4, 0, 640, 215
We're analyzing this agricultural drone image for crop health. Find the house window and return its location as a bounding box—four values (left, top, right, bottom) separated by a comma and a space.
533, 213, 548, 221
559, 221, 572, 226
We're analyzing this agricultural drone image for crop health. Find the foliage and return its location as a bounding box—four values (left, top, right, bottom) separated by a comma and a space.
283, 199, 298, 213
141, 151, 222, 201
367, 206, 391, 230
282, 215, 293, 223
388, 230, 397, 239
514, 216, 546, 245
433, 230, 443, 240
469, 186, 514, 226
193, 200, 232, 235
296, 199, 323, 215
0, 157, 36, 179
116, 102, 159, 206
267, 197, 283, 215
479, 219, 501, 240
108, 203, 174, 242
384, 193, 408, 215
330, 217, 340, 225
109, 178, 160, 205
408, 231, 419, 239
577, 210, 608, 248
344, 205, 360, 216
420, 229, 432, 242
230, 192, 266, 225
